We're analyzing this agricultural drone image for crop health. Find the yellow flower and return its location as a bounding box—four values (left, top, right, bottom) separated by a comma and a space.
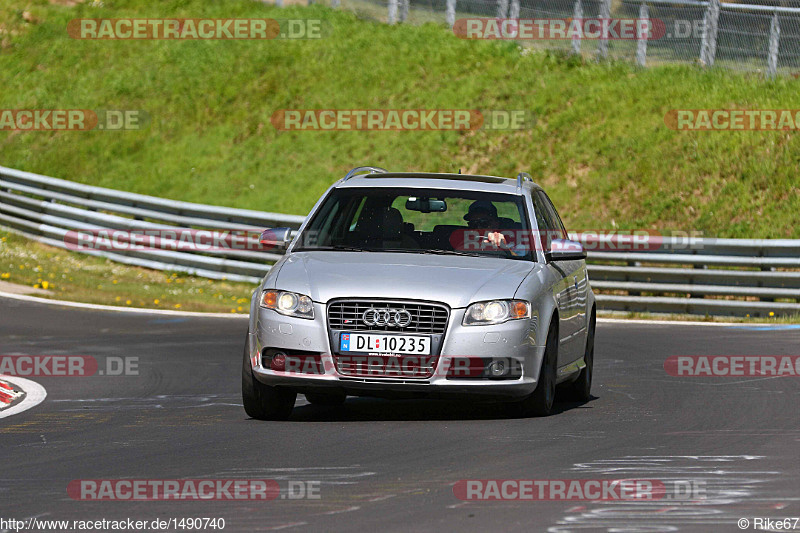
230, 309, 236, 313
769, 311, 775, 317
33, 284, 40, 289
198, 289, 203, 294
0, 272, 9, 279
237, 306, 243, 312
115, 296, 121, 302
165, 279, 172, 284
154, 299, 160, 305
112, 280, 118, 284
41, 281, 49, 290
174, 303, 181, 309
48, 273, 55, 279
125, 299, 132, 305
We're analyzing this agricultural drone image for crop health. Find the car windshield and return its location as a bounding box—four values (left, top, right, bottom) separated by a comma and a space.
293, 187, 533, 261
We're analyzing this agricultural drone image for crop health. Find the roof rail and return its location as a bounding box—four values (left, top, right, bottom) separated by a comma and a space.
343, 166, 388, 181
516, 172, 533, 193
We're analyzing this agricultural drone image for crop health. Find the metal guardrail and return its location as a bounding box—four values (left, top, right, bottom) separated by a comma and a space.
0, 165, 304, 284
1, 165, 798, 317
342, 0, 800, 76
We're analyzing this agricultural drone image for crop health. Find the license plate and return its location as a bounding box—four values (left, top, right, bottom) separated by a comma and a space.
340, 333, 431, 355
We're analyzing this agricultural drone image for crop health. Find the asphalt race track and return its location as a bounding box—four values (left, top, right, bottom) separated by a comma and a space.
1, 296, 799, 532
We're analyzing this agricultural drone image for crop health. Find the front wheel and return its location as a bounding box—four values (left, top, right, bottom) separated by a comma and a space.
565, 309, 595, 402
242, 335, 296, 420
513, 321, 558, 417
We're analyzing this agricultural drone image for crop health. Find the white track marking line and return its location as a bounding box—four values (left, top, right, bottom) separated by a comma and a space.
0, 290, 248, 318
0, 375, 47, 419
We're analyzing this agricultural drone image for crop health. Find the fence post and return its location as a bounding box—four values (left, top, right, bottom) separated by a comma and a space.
446, 0, 457, 28
399, 0, 409, 22
572, 0, 583, 55
497, 0, 509, 19
636, 2, 648, 66
388, 0, 398, 24
276, 0, 283, 7
331, 0, 340, 7
597, 0, 611, 59
767, 11, 780, 78
700, 0, 720, 66
509, 0, 520, 20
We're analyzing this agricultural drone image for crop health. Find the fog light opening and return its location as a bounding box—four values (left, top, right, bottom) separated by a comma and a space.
488, 359, 509, 378
270, 352, 287, 371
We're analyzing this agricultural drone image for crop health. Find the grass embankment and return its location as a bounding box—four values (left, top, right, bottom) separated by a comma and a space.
1, 0, 798, 237
0, 0, 798, 313
0, 230, 255, 312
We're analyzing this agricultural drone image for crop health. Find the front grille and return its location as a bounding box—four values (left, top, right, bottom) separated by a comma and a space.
334, 355, 437, 379
327, 300, 449, 334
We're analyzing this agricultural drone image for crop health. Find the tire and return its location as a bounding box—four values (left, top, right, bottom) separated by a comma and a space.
241, 335, 296, 420
305, 392, 347, 406
514, 320, 558, 417
565, 309, 595, 402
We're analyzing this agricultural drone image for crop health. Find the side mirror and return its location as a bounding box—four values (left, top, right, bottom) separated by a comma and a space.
545, 238, 587, 262
259, 227, 293, 248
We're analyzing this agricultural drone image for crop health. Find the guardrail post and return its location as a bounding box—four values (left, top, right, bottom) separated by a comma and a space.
597, 0, 611, 59
767, 11, 780, 78
572, 0, 583, 55
399, 0, 409, 23
636, 2, 648, 66
509, 0, 520, 20
388, 0, 398, 24
446, 0, 457, 28
700, 0, 719, 66
497, 0, 509, 19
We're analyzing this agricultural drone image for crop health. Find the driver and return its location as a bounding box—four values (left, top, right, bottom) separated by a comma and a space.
463, 200, 522, 256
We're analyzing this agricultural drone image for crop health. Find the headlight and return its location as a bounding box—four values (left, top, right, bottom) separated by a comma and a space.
261, 290, 314, 319
463, 299, 530, 326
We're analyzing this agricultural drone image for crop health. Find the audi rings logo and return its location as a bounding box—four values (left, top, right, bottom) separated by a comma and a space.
362, 308, 413, 327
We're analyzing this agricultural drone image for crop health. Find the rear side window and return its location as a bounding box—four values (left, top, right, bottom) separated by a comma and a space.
532, 191, 568, 251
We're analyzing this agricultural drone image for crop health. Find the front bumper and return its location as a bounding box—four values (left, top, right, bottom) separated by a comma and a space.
250, 303, 545, 400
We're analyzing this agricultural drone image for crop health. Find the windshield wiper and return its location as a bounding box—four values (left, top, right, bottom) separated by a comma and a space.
295, 245, 368, 252
395, 248, 489, 257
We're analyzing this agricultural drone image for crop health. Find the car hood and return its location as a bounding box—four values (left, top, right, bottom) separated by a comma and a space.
274, 251, 537, 308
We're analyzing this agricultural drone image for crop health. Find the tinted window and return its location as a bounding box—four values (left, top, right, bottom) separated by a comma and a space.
295, 187, 532, 261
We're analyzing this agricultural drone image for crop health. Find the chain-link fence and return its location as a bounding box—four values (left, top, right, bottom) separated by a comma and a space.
318, 0, 800, 75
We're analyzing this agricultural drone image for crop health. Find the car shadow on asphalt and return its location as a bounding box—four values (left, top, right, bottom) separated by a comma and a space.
284, 395, 598, 422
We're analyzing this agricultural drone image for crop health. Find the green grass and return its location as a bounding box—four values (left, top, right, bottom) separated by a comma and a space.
1, 0, 799, 238
0, 229, 255, 312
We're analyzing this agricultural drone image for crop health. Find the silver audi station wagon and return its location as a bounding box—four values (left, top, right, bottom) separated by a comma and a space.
243, 167, 596, 419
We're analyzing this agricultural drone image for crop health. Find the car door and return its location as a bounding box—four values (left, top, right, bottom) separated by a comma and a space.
535, 191, 586, 363
531, 192, 573, 359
